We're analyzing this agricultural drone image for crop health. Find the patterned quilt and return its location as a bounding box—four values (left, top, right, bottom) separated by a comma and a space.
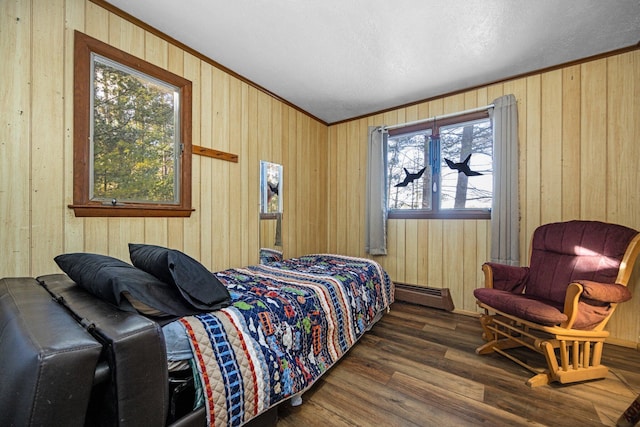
259, 247, 283, 264
180, 254, 394, 427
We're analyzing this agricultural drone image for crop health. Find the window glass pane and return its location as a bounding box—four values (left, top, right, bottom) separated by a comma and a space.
387, 130, 432, 210
439, 118, 492, 209
91, 54, 180, 204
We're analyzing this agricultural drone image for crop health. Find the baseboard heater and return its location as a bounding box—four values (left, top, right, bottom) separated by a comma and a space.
394, 283, 455, 311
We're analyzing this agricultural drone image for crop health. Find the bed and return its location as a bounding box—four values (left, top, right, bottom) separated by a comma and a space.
176, 254, 393, 425
0, 251, 394, 427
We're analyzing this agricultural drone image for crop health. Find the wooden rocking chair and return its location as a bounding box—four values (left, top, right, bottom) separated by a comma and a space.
475, 220, 640, 387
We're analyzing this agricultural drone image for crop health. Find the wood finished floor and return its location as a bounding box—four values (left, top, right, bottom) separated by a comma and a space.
277, 302, 640, 427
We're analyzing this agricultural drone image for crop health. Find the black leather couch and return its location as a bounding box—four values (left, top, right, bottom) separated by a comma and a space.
0, 275, 277, 426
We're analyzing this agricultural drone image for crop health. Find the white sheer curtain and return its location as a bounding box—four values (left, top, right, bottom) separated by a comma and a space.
365, 126, 388, 255
490, 94, 520, 265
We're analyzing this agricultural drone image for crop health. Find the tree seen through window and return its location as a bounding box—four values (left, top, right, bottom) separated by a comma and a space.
91, 55, 179, 204
386, 113, 492, 218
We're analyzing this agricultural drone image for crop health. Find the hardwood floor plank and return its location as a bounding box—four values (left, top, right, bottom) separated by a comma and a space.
348, 343, 485, 401
387, 370, 546, 426
278, 396, 354, 427
320, 364, 459, 426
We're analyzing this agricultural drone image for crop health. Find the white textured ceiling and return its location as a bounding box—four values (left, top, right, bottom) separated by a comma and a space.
105, 0, 640, 124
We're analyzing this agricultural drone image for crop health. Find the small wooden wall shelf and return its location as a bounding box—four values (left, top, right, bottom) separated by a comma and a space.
193, 145, 238, 163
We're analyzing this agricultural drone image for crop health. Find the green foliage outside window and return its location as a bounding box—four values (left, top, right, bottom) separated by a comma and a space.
91, 56, 179, 204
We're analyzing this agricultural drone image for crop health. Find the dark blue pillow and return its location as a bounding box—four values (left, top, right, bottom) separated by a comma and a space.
128, 243, 230, 309
54, 253, 200, 318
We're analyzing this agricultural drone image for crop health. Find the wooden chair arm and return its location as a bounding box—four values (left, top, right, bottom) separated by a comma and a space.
482, 263, 494, 289
561, 282, 583, 329
481, 262, 528, 293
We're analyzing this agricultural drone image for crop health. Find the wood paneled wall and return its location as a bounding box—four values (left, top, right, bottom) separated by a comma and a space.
327, 50, 640, 346
0, 0, 327, 277
2, 0, 638, 346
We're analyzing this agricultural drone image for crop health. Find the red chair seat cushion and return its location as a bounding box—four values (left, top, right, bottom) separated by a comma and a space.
474, 288, 567, 326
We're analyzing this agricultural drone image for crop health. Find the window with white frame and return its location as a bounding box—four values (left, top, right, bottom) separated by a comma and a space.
386, 110, 493, 219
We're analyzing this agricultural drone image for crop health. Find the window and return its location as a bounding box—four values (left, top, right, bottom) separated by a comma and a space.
71, 31, 193, 217
386, 111, 492, 219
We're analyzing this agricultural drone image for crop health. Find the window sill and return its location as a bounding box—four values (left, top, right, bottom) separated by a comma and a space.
388, 209, 491, 220
69, 204, 194, 218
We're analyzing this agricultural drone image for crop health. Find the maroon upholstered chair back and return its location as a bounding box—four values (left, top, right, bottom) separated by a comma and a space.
525, 220, 638, 304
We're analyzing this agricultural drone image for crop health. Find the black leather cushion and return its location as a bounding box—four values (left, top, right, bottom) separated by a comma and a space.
0, 277, 102, 427
54, 252, 201, 317
129, 243, 231, 309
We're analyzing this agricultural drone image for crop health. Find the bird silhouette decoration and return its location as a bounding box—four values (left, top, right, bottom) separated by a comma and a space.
268, 182, 279, 195
395, 167, 426, 187
444, 154, 482, 176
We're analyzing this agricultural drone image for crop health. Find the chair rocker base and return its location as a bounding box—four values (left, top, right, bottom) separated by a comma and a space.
476, 312, 610, 387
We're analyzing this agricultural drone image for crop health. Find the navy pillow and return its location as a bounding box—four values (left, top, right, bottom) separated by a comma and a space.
54, 252, 202, 318
128, 243, 230, 309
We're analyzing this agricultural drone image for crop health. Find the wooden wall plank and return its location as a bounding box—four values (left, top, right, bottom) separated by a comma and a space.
108, 218, 144, 261
443, 220, 463, 308
284, 107, 297, 258
239, 83, 251, 265
211, 67, 230, 270
247, 86, 260, 264
108, 11, 143, 56
404, 219, 418, 285
166, 42, 185, 250
228, 77, 243, 266
257, 91, 272, 161
355, 118, 367, 257
31, 0, 65, 273
347, 120, 361, 255
315, 119, 329, 253
384, 220, 398, 280
298, 115, 310, 256
416, 219, 429, 286
523, 75, 541, 255
142, 32, 169, 251
63, 0, 86, 254
539, 69, 563, 224
606, 53, 637, 226
561, 65, 581, 220
297, 116, 311, 256
327, 125, 338, 253
335, 124, 348, 255
84, 218, 109, 254
426, 220, 444, 288
395, 220, 406, 284
183, 52, 202, 260
462, 220, 479, 311
474, 220, 490, 313
279, 105, 291, 259
198, 64, 214, 268
580, 59, 608, 221
1, 0, 32, 276
85, 0, 108, 39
